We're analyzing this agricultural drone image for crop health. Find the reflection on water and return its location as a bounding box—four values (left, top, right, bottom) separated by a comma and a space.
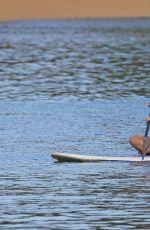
0, 19, 150, 229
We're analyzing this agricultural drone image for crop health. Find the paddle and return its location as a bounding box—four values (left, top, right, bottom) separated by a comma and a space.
142, 103, 150, 160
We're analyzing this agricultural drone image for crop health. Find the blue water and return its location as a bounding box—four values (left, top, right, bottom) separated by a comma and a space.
0, 19, 150, 229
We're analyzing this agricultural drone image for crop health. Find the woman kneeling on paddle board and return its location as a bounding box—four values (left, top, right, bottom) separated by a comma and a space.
130, 114, 150, 157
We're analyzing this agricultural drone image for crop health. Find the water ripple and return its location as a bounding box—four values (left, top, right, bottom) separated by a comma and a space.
0, 19, 150, 229
0, 19, 150, 100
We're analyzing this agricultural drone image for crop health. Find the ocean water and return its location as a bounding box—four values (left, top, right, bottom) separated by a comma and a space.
0, 19, 150, 229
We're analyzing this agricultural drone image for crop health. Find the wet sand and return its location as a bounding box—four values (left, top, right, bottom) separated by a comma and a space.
0, 0, 150, 21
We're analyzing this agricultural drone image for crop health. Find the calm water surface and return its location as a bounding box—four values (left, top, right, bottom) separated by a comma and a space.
0, 19, 150, 229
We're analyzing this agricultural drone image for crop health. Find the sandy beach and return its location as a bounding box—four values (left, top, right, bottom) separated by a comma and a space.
0, 0, 150, 21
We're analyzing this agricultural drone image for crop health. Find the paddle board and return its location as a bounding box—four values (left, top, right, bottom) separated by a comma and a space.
51, 152, 150, 162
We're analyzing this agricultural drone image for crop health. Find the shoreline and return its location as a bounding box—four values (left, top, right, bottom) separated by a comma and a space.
0, 16, 150, 24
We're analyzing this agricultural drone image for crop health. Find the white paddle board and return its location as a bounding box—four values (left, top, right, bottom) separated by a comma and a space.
51, 152, 150, 162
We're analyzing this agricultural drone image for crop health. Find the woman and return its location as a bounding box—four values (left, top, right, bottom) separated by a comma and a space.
129, 116, 150, 156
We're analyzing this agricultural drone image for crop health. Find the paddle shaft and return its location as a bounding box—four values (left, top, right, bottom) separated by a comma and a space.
144, 112, 150, 137
145, 124, 149, 137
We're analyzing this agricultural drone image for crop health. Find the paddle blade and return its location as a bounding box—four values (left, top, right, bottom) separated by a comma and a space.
142, 137, 150, 160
